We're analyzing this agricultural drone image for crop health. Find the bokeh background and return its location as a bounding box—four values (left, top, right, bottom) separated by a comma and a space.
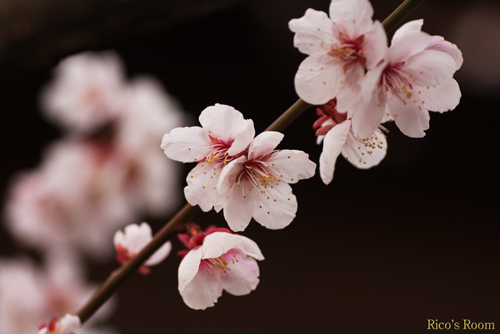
1, 0, 499, 333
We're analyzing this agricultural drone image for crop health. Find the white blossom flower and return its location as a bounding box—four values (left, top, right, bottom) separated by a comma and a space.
289, 0, 387, 112
178, 228, 264, 310
217, 131, 316, 232
314, 99, 387, 184
351, 20, 462, 139
161, 104, 255, 212
114, 222, 172, 274
40, 51, 126, 133
38, 314, 81, 334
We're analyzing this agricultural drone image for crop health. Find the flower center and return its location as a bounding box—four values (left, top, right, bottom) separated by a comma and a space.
203, 136, 236, 166
238, 159, 279, 192
205, 253, 239, 275
328, 33, 366, 70
382, 64, 414, 102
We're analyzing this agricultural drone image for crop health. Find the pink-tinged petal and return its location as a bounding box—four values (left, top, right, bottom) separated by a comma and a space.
145, 240, 172, 266
319, 119, 350, 184
362, 21, 388, 70
201, 232, 244, 259
123, 223, 152, 254
294, 53, 344, 105
178, 247, 203, 292
427, 36, 463, 70
161, 126, 210, 162
217, 156, 247, 196
58, 314, 81, 333
289, 9, 336, 55
184, 163, 223, 211
227, 119, 255, 156
222, 249, 260, 296
388, 93, 430, 138
248, 131, 284, 160
334, 65, 364, 113
403, 50, 456, 87
222, 183, 255, 232
198, 104, 254, 156
342, 129, 387, 169
179, 261, 223, 310
231, 235, 264, 260
419, 78, 461, 113
391, 19, 424, 45
329, 0, 375, 37
113, 230, 126, 249
252, 183, 297, 230
388, 32, 432, 64
351, 64, 387, 139
269, 150, 316, 184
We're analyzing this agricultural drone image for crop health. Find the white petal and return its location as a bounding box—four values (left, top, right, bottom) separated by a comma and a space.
222, 183, 254, 232
391, 19, 424, 45
329, 0, 375, 37
178, 247, 203, 292
222, 249, 260, 296
217, 155, 247, 196
289, 9, 336, 55
179, 261, 223, 310
145, 240, 172, 266
198, 104, 255, 156
403, 50, 457, 87
252, 183, 297, 230
388, 31, 432, 64
201, 232, 242, 259
161, 126, 210, 162
362, 21, 388, 70
268, 150, 316, 184
294, 53, 344, 105
319, 120, 351, 184
123, 222, 152, 254
248, 131, 284, 160
351, 64, 387, 139
419, 78, 461, 113
113, 230, 126, 249
427, 36, 463, 70
58, 314, 81, 334
184, 162, 223, 212
231, 235, 264, 260
343, 129, 387, 169
388, 93, 430, 138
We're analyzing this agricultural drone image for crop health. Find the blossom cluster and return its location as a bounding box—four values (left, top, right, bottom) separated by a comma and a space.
289, 0, 462, 184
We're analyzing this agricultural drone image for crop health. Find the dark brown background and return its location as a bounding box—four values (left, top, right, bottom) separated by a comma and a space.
1, 0, 499, 333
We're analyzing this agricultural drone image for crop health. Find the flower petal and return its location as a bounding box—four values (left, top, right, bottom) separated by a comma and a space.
179, 260, 223, 310
294, 53, 344, 105
343, 129, 387, 169
362, 20, 388, 70
403, 50, 457, 87
391, 19, 424, 45
231, 235, 264, 260
222, 249, 260, 296
427, 36, 463, 70
329, 0, 375, 37
201, 232, 244, 259
178, 247, 203, 292
419, 78, 461, 113
248, 131, 284, 160
268, 150, 316, 184
217, 155, 247, 196
222, 183, 255, 232
123, 222, 152, 254
145, 240, 172, 266
388, 92, 430, 138
252, 182, 297, 230
184, 163, 223, 212
388, 31, 432, 64
319, 119, 350, 184
161, 126, 210, 162
289, 8, 336, 55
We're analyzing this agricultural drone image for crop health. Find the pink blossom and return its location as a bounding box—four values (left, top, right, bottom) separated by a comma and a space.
177, 225, 264, 310
40, 51, 126, 133
114, 222, 172, 275
217, 131, 316, 232
38, 314, 81, 334
351, 20, 462, 138
289, 0, 387, 112
314, 99, 387, 184
161, 104, 255, 212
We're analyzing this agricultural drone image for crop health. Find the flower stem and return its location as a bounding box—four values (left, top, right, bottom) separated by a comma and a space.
382, 0, 425, 33
77, 203, 200, 323
265, 99, 311, 132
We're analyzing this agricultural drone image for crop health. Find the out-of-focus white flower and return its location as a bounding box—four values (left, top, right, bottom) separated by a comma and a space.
40, 51, 126, 133
114, 222, 172, 275
5, 140, 134, 260
161, 104, 255, 212
177, 226, 264, 310
38, 314, 81, 334
351, 20, 462, 139
289, 0, 387, 112
314, 99, 387, 184
0, 255, 114, 334
217, 131, 316, 232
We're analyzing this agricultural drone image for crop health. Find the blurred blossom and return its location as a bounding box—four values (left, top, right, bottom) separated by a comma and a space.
38, 314, 81, 334
0, 255, 115, 334
5, 140, 134, 260
40, 51, 126, 133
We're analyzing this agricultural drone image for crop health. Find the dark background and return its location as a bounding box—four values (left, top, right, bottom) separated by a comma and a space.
1, 0, 499, 333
